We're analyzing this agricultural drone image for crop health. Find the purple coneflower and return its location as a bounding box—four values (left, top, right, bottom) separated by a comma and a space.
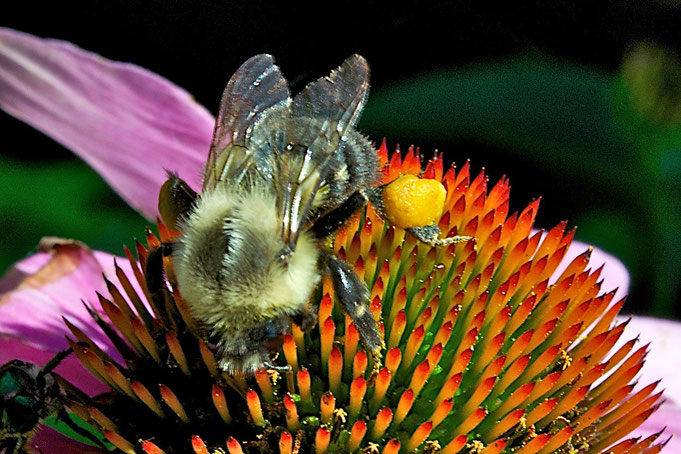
0, 28, 679, 453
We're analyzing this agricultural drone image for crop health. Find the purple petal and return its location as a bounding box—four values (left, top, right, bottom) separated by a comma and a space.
0, 27, 214, 219
0, 241, 147, 368
27, 425, 107, 454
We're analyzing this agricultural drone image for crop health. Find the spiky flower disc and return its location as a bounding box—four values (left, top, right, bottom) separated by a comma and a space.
61, 142, 668, 454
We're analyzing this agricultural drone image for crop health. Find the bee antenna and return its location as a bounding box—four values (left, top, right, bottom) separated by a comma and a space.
40, 348, 73, 376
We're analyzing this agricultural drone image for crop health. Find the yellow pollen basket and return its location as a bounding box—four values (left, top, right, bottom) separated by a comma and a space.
382, 174, 447, 229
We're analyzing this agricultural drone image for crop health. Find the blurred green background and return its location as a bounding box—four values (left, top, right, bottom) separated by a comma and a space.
2, 1, 681, 318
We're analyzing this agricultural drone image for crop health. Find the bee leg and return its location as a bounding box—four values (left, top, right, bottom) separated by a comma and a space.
39, 348, 72, 376
311, 191, 368, 239
261, 317, 291, 371
362, 185, 388, 218
144, 242, 175, 299
158, 172, 198, 231
323, 252, 384, 363
146, 173, 194, 305
407, 224, 475, 247
289, 305, 317, 332
0, 435, 24, 454
143, 242, 177, 326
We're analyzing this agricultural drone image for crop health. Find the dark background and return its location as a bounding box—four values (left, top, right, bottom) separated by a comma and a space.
2, 1, 681, 318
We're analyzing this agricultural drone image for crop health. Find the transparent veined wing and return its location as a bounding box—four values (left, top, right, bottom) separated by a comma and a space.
275, 54, 370, 247
203, 54, 291, 191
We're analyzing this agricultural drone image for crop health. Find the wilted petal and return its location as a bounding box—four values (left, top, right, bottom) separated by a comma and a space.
0, 251, 52, 293
0, 27, 214, 219
28, 425, 107, 454
0, 242, 137, 364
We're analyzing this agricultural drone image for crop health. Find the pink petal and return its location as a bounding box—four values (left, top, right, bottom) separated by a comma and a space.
27, 425, 107, 454
0, 241, 147, 367
613, 316, 681, 449
632, 401, 681, 452
0, 335, 107, 396
616, 316, 681, 406
0, 27, 214, 219
554, 239, 630, 300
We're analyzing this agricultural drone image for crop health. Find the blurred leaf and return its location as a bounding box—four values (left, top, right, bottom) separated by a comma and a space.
614, 43, 681, 150
0, 157, 148, 275
613, 43, 681, 317
43, 413, 108, 448
361, 56, 635, 193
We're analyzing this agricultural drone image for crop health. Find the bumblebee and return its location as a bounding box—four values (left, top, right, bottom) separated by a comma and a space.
149, 54, 468, 374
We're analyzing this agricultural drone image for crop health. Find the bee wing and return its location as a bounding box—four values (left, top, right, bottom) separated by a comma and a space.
277, 54, 370, 246
203, 54, 291, 191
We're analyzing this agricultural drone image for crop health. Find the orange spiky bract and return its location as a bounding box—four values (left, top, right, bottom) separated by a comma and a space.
59, 141, 666, 453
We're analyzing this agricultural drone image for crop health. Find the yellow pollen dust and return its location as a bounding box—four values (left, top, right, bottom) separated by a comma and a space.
383, 174, 446, 228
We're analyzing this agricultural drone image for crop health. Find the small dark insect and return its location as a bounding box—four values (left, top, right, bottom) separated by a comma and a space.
0, 350, 100, 454
147, 54, 470, 374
